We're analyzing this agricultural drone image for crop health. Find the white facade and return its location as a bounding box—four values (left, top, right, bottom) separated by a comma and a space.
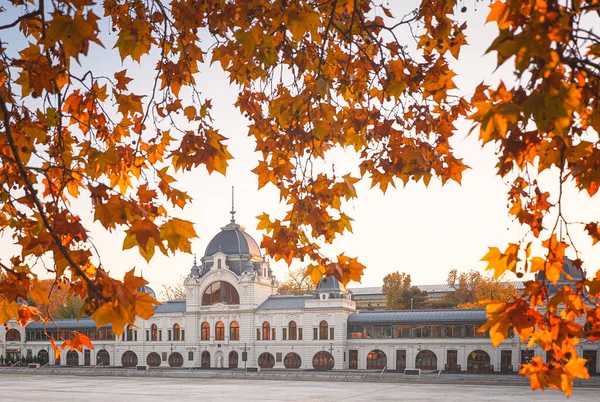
2, 215, 599, 375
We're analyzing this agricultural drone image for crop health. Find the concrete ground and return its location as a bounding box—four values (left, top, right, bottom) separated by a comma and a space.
0, 374, 597, 401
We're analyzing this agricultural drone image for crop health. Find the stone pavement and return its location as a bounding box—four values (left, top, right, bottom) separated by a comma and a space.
0, 374, 597, 401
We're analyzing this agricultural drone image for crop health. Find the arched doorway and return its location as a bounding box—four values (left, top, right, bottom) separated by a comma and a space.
467, 350, 491, 372
121, 351, 138, 367
258, 352, 275, 368
38, 350, 49, 366
312, 351, 334, 370
229, 351, 238, 369
147, 352, 161, 367
284, 352, 302, 369
415, 350, 437, 370
367, 349, 387, 370
66, 350, 79, 366
97, 349, 110, 366
169, 352, 184, 367
201, 351, 210, 368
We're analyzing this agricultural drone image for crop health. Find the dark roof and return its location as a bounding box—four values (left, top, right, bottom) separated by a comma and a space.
26, 319, 111, 330
316, 276, 346, 293
154, 299, 186, 313
138, 285, 156, 299
349, 281, 526, 298
204, 223, 261, 258
348, 309, 487, 325
257, 295, 312, 310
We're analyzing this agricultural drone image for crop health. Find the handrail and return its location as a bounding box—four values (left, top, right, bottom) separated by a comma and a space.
380, 365, 387, 381
40, 362, 50, 368
86, 362, 104, 373
188, 362, 200, 372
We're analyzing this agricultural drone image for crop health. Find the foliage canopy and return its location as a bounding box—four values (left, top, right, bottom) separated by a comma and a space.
0, 0, 599, 394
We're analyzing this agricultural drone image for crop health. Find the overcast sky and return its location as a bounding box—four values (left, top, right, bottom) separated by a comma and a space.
1, 2, 598, 293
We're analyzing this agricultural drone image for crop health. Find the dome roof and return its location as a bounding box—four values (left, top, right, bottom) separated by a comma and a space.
204, 222, 262, 258
316, 276, 347, 294
138, 285, 156, 299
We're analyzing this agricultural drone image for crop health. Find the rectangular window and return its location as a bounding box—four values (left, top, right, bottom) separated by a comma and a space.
344, 352, 346, 362
134, 331, 138, 341
162, 352, 167, 361
188, 351, 194, 361
422, 326, 432, 338
382, 326, 392, 339
146, 330, 149, 341
298, 328, 303, 340
330, 328, 335, 340
464, 325, 475, 337
283, 328, 287, 341
256, 328, 261, 341
272, 328, 276, 341
159, 330, 162, 341
412, 325, 423, 338
445, 349, 458, 372
396, 350, 406, 371
313, 328, 318, 340
27, 349, 32, 358
431, 325, 442, 338
276, 352, 282, 362
182, 330, 185, 341
501, 350, 512, 373
521, 349, 534, 365
168, 330, 172, 341
394, 325, 410, 338
363, 325, 373, 338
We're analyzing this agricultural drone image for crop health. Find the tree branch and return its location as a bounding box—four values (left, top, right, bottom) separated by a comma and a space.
0, 97, 94, 289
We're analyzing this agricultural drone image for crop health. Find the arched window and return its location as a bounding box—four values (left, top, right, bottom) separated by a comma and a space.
288, 321, 297, 340
126, 325, 133, 342
38, 350, 49, 366
201, 322, 210, 341
415, 350, 437, 370
6, 329, 20, 342
312, 351, 334, 370
202, 281, 240, 305
218, 259, 222, 269
319, 321, 328, 340
147, 352, 161, 367
284, 352, 302, 369
66, 350, 79, 366
467, 350, 491, 372
201, 351, 210, 368
229, 351, 238, 369
169, 352, 184, 367
121, 351, 138, 367
97, 349, 110, 366
262, 322, 271, 341
230, 321, 239, 341
173, 324, 181, 341
367, 349, 387, 370
258, 352, 275, 368
150, 324, 158, 341
215, 321, 225, 341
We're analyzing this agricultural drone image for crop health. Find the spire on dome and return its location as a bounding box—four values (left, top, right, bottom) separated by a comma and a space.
230, 186, 236, 224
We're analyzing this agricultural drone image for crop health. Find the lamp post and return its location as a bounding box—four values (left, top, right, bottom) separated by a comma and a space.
241, 343, 250, 371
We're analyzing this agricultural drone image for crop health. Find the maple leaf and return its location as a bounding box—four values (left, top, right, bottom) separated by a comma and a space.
159, 218, 198, 254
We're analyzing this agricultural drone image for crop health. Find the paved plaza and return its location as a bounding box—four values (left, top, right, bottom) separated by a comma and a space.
0, 374, 597, 401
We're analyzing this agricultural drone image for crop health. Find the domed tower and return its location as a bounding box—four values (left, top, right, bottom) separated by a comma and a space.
315, 276, 349, 300
185, 188, 277, 311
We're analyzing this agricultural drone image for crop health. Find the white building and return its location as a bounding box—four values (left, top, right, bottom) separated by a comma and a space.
2, 213, 599, 375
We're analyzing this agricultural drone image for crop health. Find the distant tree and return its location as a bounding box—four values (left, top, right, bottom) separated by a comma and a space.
27, 279, 85, 319
444, 269, 516, 309
159, 276, 187, 301
277, 267, 315, 295
382, 272, 428, 310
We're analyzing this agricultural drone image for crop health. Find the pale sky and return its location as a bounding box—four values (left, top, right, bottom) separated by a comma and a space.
1, 2, 598, 293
